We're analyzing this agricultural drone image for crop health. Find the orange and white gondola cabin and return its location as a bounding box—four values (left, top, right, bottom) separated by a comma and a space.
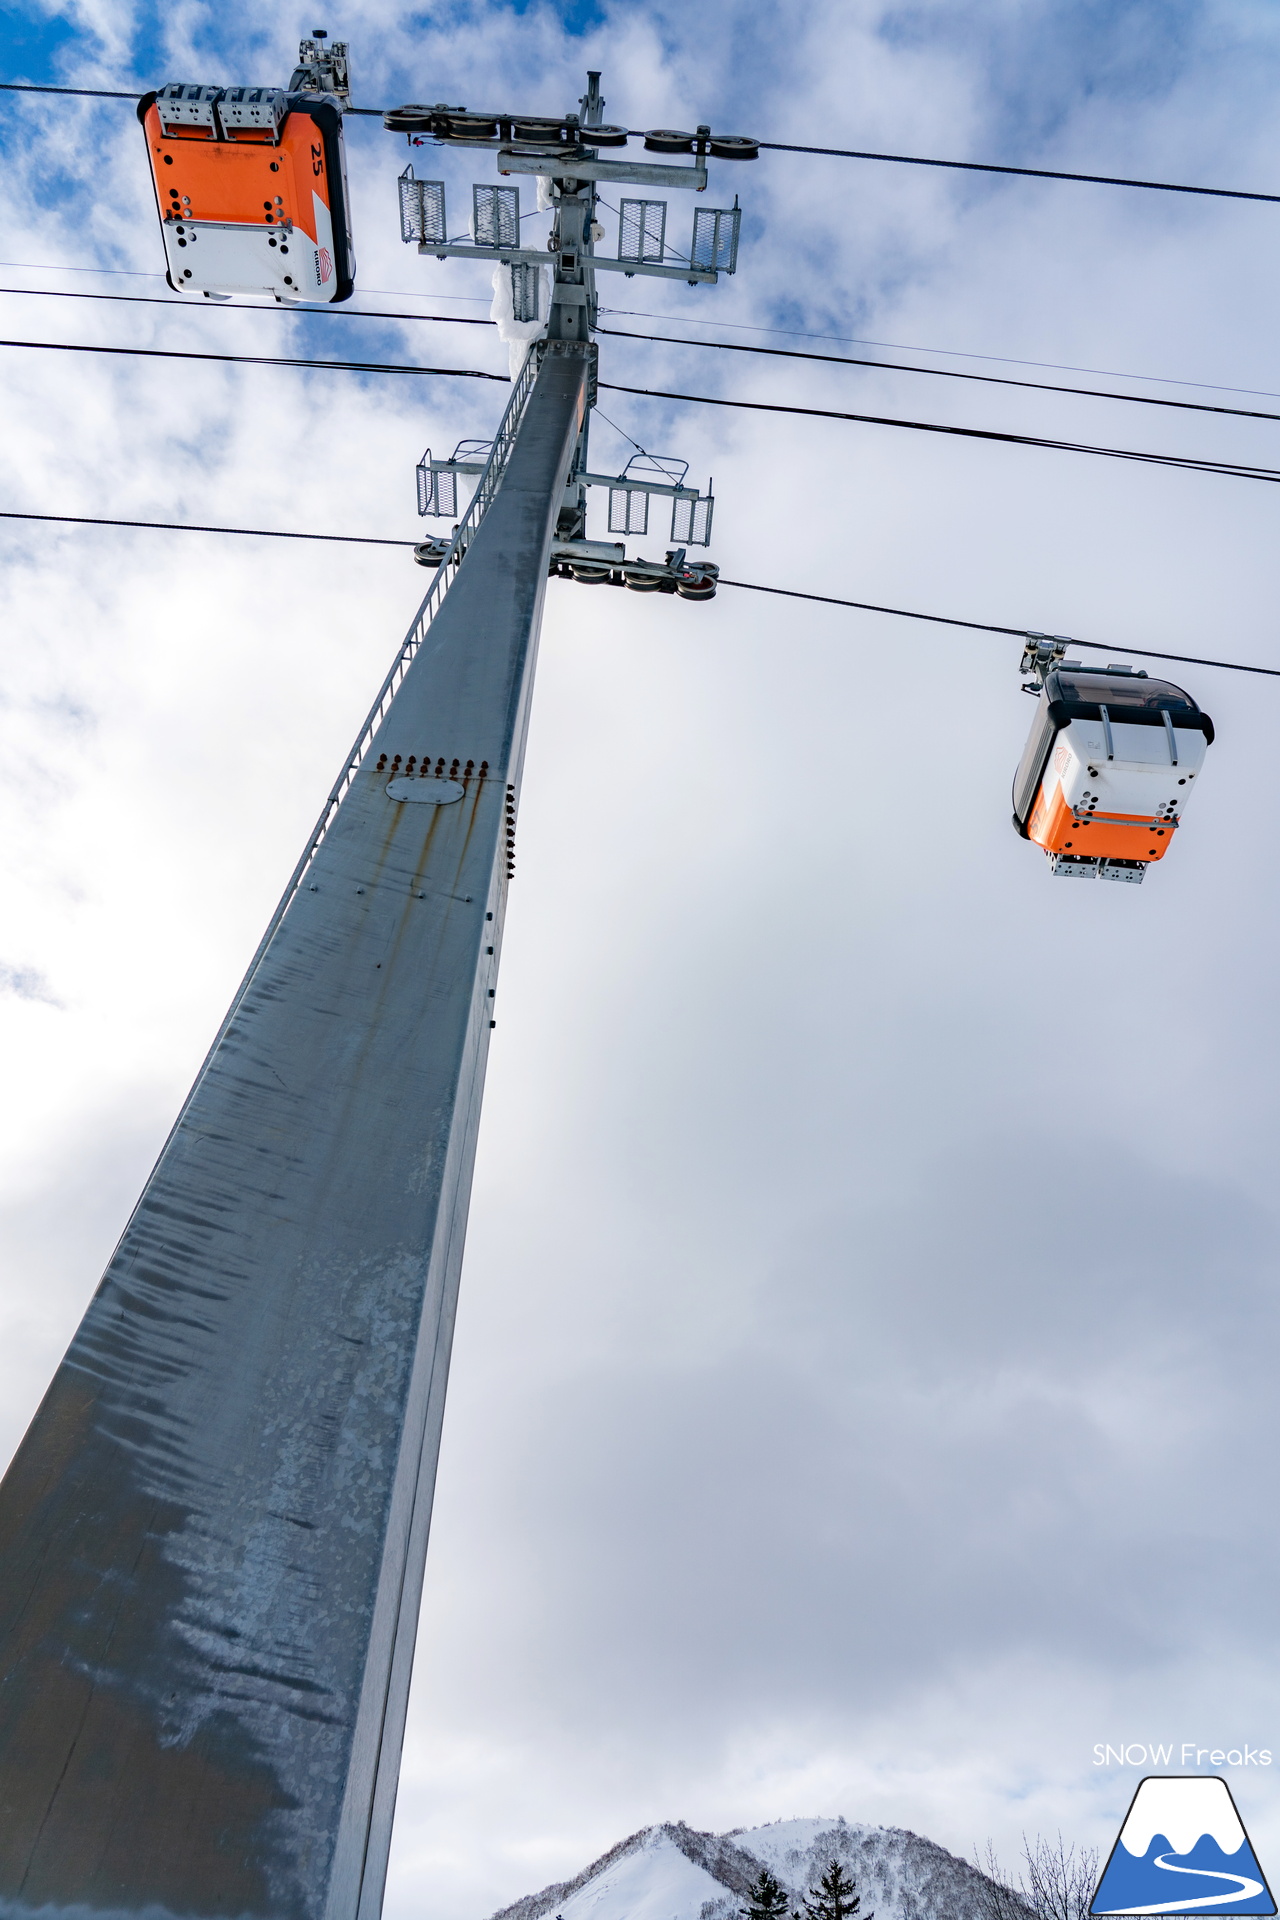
138, 84, 355, 303
1013, 663, 1214, 883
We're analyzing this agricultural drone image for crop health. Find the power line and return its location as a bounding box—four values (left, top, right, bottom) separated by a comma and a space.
599, 308, 1280, 402
7, 333, 1278, 484
1, 501, 1273, 679
0, 81, 384, 116
0, 336, 507, 382
3, 80, 1278, 209
719, 580, 1029, 634
597, 325, 1280, 426
599, 379, 1280, 484
0, 81, 140, 100
746, 134, 1280, 206
5, 271, 1274, 400
0, 508, 415, 546
0, 260, 494, 305
716, 578, 1280, 678
0, 285, 492, 326
598, 305, 1273, 394
2, 286, 1270, 424
0, 260, 161, 278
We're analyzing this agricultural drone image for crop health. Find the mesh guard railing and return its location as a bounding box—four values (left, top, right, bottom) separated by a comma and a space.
190, 342, 547, 1076
275, 345, 542, 895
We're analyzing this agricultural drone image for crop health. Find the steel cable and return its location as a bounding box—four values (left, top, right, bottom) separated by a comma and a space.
4, 335, 1279, 485
595, 326, 1280, 426
1, 505, 1276, 678
5, 281, 1277, 402
713, 579, 1280, 677
0, 509, 416, 545
0, 335, 507, 382
3, 81, 1279, 207
598, 379, 1280, 483
0, 286, 492, 325
2, 289, 1274, 423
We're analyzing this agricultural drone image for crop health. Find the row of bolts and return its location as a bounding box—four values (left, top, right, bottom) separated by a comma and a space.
372, 753, 518, 864
374, 753, 488, 777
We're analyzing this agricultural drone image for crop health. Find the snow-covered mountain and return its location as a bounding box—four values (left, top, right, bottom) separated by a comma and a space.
489, 1815, 1022, 1920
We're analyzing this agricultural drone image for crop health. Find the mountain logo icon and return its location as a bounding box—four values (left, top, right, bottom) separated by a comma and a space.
1091, 1777, 1276, 1916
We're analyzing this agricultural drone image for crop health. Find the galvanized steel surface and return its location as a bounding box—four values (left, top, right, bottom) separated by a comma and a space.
0, 346, 589, 1920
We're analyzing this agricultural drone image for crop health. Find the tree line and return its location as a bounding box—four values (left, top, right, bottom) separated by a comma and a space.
739, 1831, 1098, 1920
741, 1861, 870, 1920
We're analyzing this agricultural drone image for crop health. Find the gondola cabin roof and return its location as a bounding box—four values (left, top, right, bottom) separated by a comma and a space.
1041, 665, 1210, 733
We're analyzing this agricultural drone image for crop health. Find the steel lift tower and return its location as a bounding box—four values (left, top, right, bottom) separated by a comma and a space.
0, 72, 751, 1920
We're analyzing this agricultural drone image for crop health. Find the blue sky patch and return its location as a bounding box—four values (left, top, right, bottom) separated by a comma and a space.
0, 4, 83, 83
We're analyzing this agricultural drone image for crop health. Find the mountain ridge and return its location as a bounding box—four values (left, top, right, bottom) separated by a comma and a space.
489, 1814, 1029, 1920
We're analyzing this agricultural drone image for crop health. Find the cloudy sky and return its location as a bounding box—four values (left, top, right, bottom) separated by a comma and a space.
4, 0, 1280, 1913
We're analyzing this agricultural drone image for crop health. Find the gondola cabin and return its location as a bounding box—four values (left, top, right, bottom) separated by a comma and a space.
1013, 663, 1213, 883
138, 84, 355, 303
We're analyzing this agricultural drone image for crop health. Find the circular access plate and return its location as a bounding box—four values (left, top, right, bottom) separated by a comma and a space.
386, 777, 465, 804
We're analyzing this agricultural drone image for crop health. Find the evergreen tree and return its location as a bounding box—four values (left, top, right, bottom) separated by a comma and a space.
802, 1860, 871, 1920
740, 1868, 792, 1920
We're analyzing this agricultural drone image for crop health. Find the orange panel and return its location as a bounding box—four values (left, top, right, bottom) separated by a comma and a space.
143, 103, 331, 244
1027, 782, 1173, 862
